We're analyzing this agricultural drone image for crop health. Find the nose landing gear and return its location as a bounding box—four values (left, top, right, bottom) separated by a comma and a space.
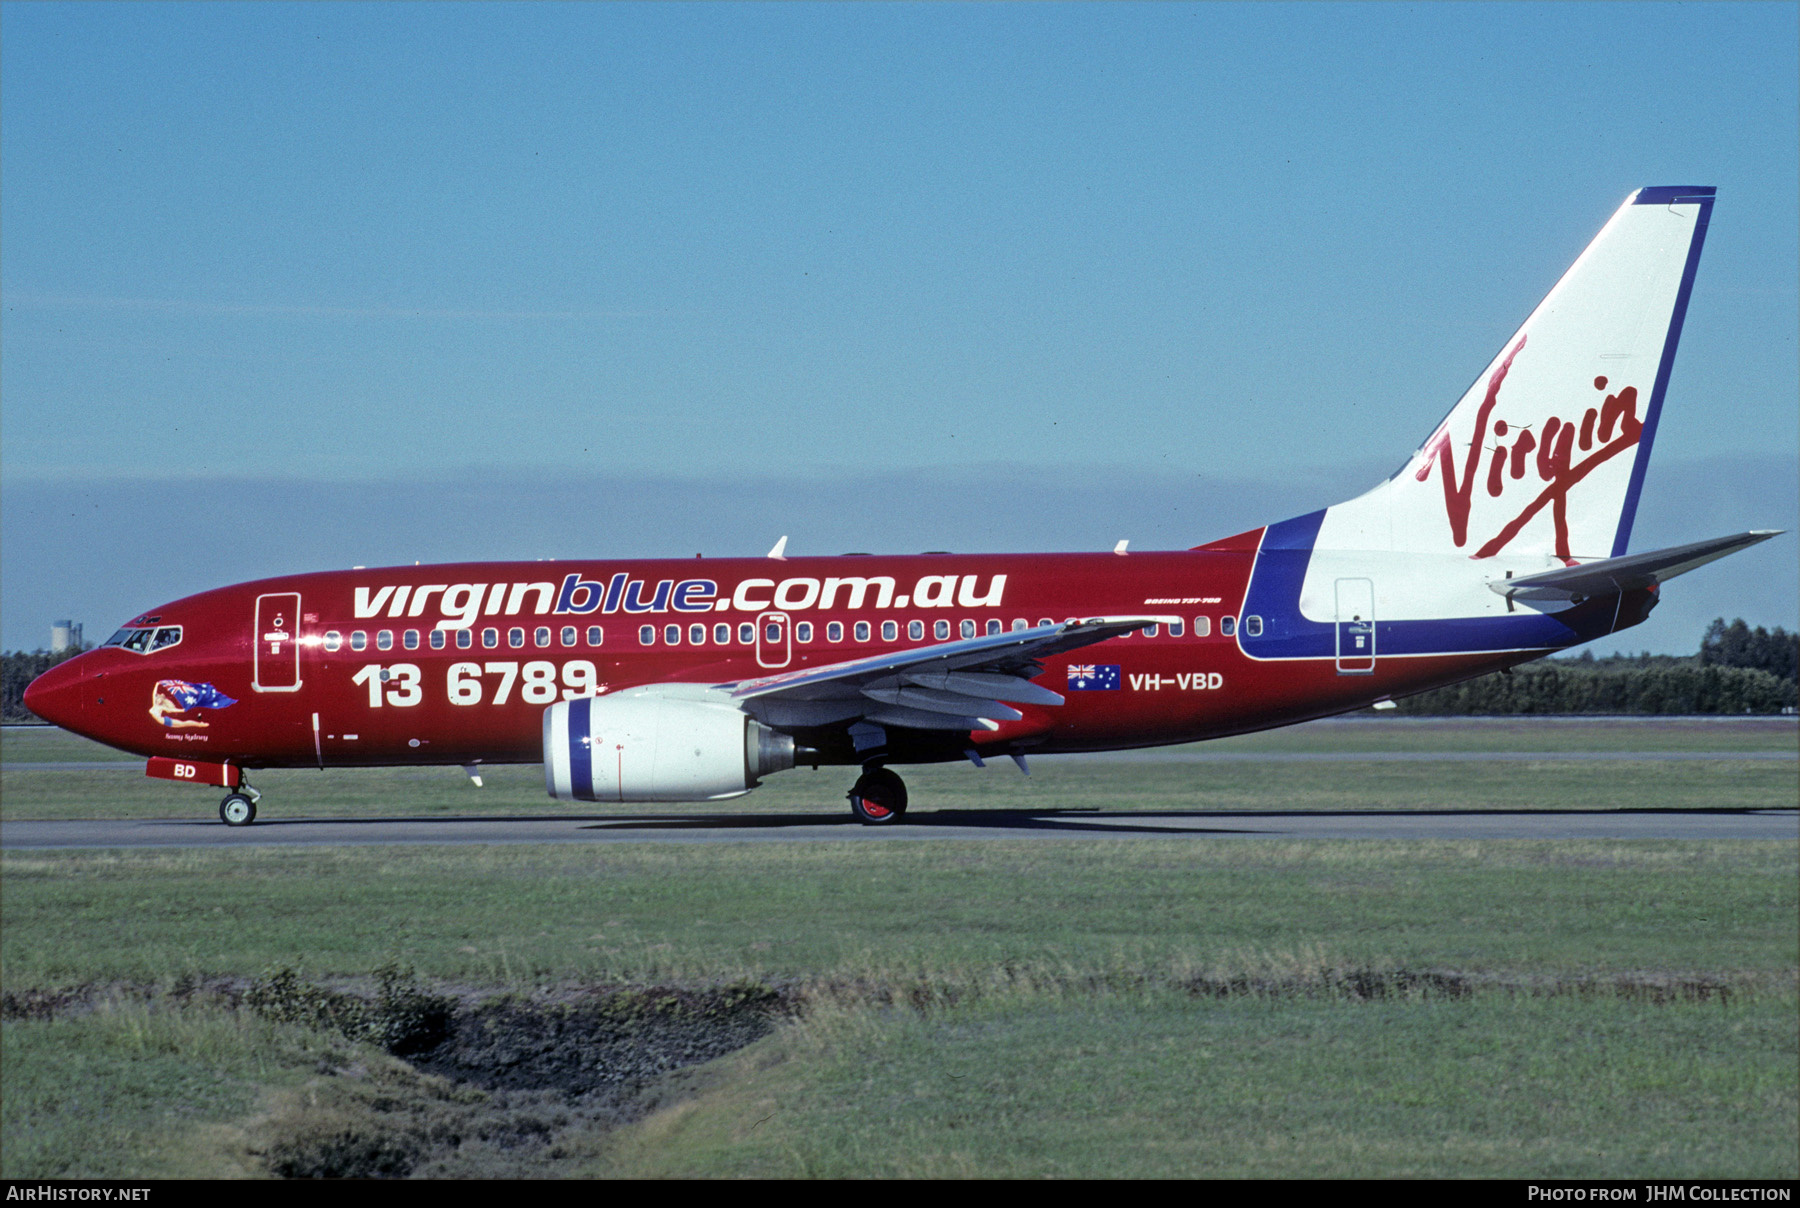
219, 782, 262, 827
848, 766, 908, 825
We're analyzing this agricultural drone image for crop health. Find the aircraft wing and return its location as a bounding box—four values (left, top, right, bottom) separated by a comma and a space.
1490, 531, 1784, 603
725, 618, 1159, 732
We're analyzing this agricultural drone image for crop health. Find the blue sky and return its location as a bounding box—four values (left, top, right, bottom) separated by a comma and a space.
3, 2, 1796, 652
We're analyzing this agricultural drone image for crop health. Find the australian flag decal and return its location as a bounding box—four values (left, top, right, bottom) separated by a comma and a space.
1066, 664, 1121, 691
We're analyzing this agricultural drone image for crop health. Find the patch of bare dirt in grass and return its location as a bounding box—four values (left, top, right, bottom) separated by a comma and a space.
3, 969, 795, 1179
242, 971, 793, 1178
8, 966, 1789, 1177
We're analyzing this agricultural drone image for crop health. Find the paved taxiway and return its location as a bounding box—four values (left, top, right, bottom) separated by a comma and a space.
4, 809, 1795, 849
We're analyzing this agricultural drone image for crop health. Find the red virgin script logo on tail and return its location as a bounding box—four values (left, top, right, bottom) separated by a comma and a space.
1414, 335, 1643, 562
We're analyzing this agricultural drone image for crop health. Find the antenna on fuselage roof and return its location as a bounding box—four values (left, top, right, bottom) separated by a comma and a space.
768, 535, 789, 560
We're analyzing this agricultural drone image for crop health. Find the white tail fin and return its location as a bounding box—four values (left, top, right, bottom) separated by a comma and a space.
1321, 187, 1714, 563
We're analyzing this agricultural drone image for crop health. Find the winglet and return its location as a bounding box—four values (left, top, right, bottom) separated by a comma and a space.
767, 535, 788, 560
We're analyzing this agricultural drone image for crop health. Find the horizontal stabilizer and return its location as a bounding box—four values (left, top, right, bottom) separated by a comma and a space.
1489, 531, 1782, 602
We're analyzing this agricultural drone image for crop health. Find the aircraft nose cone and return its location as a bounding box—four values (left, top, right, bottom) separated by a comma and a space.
23, 657, 88, 731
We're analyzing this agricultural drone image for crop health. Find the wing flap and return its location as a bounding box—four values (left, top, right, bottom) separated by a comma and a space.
863, 705, 1000, 732
860, 684, 1025, 722
728, 617, 1154, 737
901, 668, 1066, 706
729, 619, 1149, 700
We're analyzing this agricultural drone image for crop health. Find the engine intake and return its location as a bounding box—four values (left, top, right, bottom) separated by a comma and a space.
543, 686, 795, 802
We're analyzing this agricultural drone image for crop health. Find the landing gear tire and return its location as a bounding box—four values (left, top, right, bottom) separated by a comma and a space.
220, 793, 257, 827
848, 767, 907, 825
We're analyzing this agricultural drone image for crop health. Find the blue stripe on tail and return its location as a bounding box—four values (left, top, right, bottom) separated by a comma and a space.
1238, 511, 1615, 660
1612, 189, 1714, 557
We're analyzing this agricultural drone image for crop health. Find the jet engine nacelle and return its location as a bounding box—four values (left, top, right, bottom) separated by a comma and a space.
543, 685, 795, 803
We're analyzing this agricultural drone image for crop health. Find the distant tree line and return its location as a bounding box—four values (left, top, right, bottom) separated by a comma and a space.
1698, 617, 1798, 682
1389, 618, 1798, 716
4, 618, 1796, 722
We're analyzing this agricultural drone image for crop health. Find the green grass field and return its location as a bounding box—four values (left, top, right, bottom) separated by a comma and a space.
591, 991, 1798, 1179
3, 717, 1796, 822
3, 719, 1795, 1178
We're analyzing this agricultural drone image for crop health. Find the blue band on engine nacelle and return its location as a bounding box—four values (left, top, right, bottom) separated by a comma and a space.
568, 696, 594, 802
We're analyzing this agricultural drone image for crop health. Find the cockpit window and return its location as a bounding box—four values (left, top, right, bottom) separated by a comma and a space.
104, 625, 183, 653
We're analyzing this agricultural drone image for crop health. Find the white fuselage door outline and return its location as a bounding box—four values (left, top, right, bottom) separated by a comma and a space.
1335, 578, 1376, 675
755, 611, 791, 669
253, 592, 303, 692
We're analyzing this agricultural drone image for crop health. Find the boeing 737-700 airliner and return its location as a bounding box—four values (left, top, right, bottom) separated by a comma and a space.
25, 187, 1781, 825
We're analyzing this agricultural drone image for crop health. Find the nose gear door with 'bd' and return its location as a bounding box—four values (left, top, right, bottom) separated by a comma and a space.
253, 592, 303, 692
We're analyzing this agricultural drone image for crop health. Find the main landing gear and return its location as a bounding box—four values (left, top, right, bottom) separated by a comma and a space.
848, 766, 908, 825
219, 783, 262, 827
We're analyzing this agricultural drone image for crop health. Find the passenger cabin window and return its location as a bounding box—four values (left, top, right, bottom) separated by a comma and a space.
961, 620, 976, 639
854, 621, 871, 642
881, 620, 898, 642
1220, 616, 1236, 637
765, 623, 781, 643
935, 620, 951, 640
508, 628, 525, 648
1038, 618, 1053, 628
1169, 619, 1185, 637
639, 625, 655, 645
1194, 616, 1210, 637
457, 629, 474, 649
482, 628, 498, 648
403, 630, 420, 650
796, 622, 813, 642
908, 620, 924, 641
1012, 619, 1027, 632
429, 630, 446, 650
827, 622, 844, 643
665, 624, 681, 644
690, 624, 706, 645
324, 631, 343, 652
351, 631, 367, 651
586, 626, 604, 646
714, 623, 730, 644
1245, 615, 1263, 637
535, 627, 551, 647
561, 627, 577, 647
986, 619, 1002, 636
377, 630, 393, 651
1144, 623, 1159, 637
738, 623, 755, 644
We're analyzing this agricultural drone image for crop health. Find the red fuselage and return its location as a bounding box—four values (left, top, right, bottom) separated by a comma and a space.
26, 540, 1546, 771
